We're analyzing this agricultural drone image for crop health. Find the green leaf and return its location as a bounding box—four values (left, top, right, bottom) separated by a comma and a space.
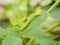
50, 7, 60, 21
22, 12, 49, 34
22, 12, 58, 45
1, 36, 23, 45
0, 27, 19, 38
35, 39, 57, 45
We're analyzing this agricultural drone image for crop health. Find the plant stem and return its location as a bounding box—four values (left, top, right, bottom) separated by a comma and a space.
47, 0, 60, 13
26, 38, 34, 45
20, 5, 40, 30
43, 23, 60, 33
20, 14, 39, 30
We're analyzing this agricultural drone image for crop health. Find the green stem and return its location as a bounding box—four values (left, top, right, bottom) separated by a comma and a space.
43, 23, 60, 33
26, 38, 34, 45
20, 5, 40, 30
47, 0, 60, 13
22, 36, 34, 45
20, 14, 39, 30
10, 17, 27, 27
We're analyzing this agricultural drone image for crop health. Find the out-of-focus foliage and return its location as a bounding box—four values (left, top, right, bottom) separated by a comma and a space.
0, 0, 60, 45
